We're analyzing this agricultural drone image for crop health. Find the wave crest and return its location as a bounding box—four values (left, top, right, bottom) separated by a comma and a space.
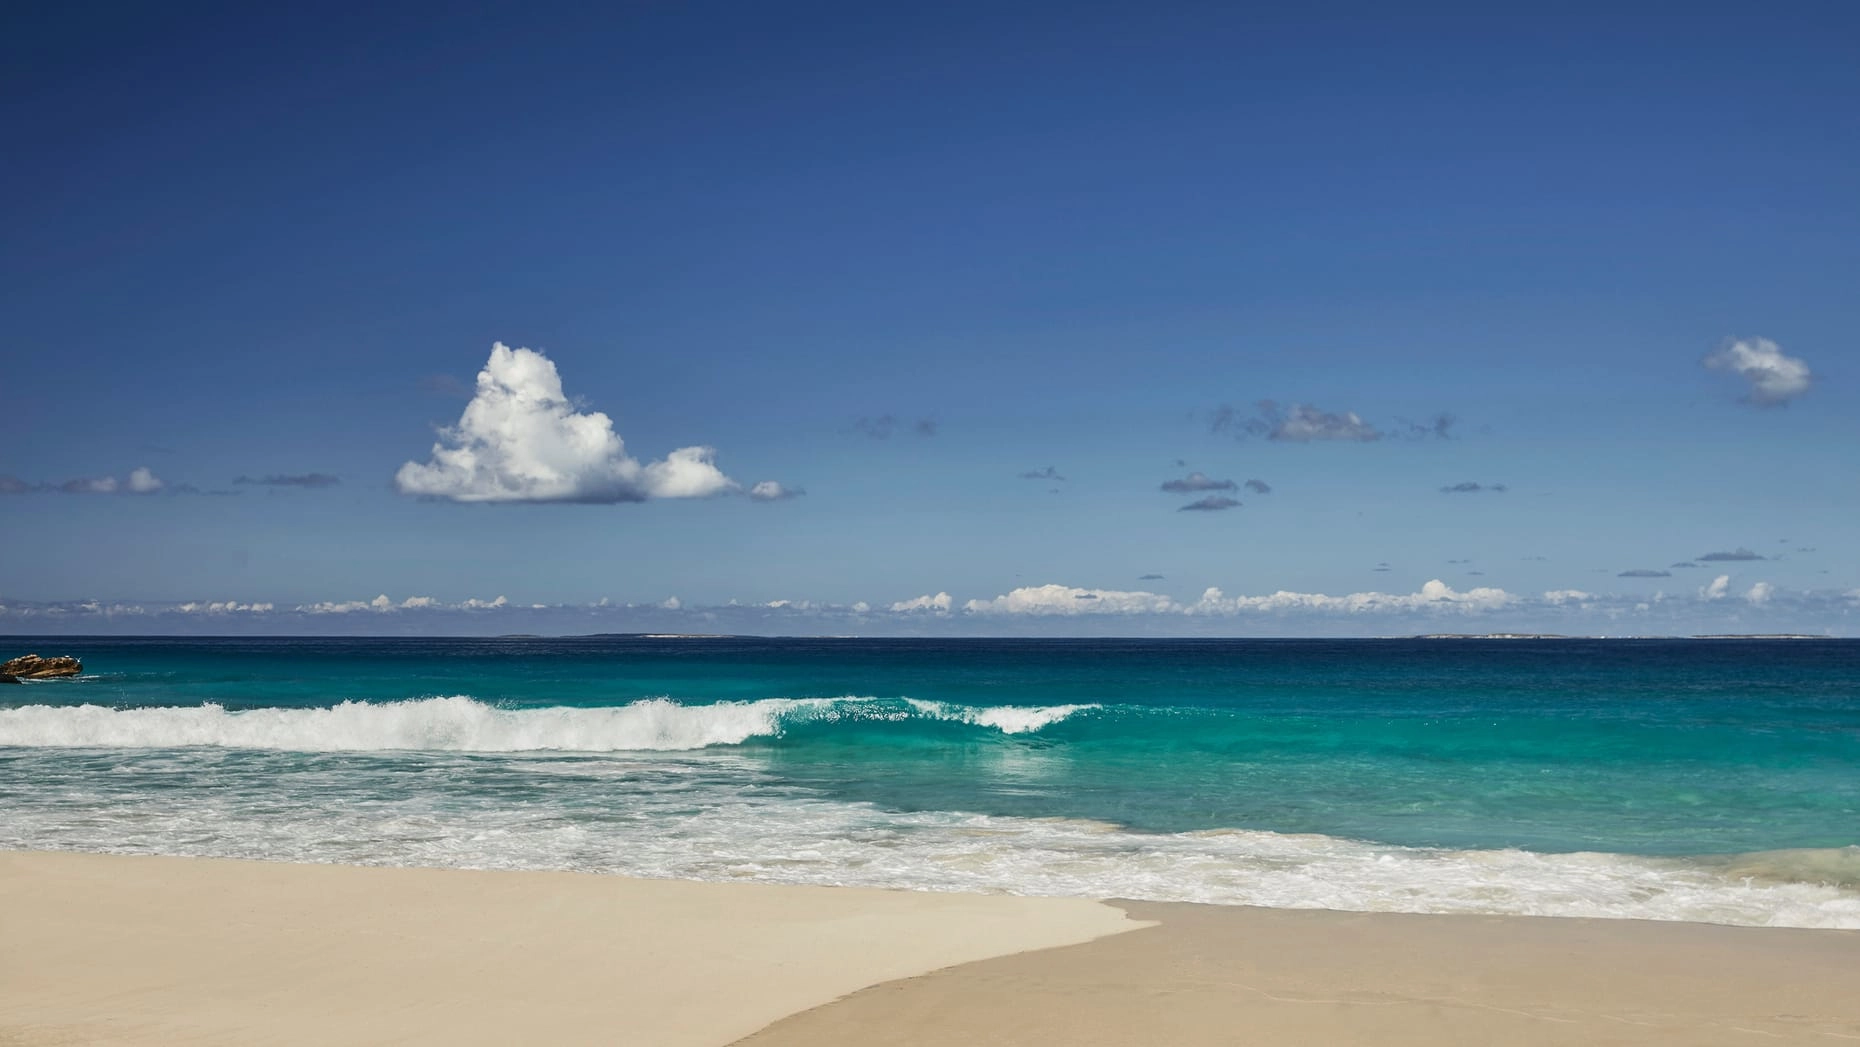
0, 696, 1096, 753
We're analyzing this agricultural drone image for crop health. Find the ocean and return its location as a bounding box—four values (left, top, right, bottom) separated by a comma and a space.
2, 636, 1857, 928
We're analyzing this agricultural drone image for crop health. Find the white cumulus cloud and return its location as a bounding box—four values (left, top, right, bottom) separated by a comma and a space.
126, 467, 164, 494
890, 592, 954, 614
1745, 581, 1774, 606
959, 580, 1518, 617
1704, 337, 1812, 406
174, 600, 274, 614
964, 585, 1181, 616
395, 343, 740, 503
1190, 579, 1517, 615
1701, 575, 1731, 600
297, 594, 506, 614
299, 594, 397, 614
958, 581, 1520, 618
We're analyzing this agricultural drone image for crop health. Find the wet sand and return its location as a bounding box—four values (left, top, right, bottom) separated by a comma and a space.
734, 901, 1860, 1046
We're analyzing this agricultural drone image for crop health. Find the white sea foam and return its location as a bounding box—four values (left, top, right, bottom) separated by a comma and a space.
0, 695, 1094, 752
905, 699, 1097, 734
3, 748, 1855, 928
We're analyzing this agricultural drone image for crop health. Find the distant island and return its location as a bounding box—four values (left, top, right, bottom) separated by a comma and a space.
577, 633, 741, 640
1412, 633, 1573, 640
1413, 633, 1830, 640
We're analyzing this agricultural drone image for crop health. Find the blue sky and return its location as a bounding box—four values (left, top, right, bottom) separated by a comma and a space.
3, 2, 1856, 635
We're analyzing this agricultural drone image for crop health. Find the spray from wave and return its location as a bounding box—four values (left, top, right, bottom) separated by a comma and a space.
0, 696, 1098, 753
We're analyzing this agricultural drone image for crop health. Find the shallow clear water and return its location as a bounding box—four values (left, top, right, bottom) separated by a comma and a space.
3, 636, 1857, 926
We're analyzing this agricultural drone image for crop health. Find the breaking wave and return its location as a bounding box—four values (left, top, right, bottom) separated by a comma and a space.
0, 695, 1099, 753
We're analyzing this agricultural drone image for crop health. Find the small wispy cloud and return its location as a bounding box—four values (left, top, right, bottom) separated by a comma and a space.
1178, 496, 1241, 512
1396, 414, 1457, 440
748, 481, 804, 501
1161, 472, 1236, 493
3, 467, 165, 495
1243, 479, 1271, 494
1214, 401, 1381, 442
1139, 573, 1165, 580
1698, 548, 1766, 562
1440, 481, 1506, 494
855, 415, 937, 440
234, 473, 341, 489
1703, 337, 1812, 406
1213, 402, 1455, 443
1018, 466, 1066, 482
1617, 569, 1672, 578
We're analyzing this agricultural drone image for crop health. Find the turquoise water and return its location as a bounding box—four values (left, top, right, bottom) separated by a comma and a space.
3, 636, 1857, 926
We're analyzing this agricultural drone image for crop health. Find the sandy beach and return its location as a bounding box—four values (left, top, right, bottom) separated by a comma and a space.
4, 852, 1856, 1047
741, 901, 1860, 1046
0, 851, 1141, 1046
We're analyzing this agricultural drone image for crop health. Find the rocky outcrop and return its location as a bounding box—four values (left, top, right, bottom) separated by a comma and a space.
0, 654, 82, 678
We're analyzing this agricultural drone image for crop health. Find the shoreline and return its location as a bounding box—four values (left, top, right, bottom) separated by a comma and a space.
4, 853, 1857, 1045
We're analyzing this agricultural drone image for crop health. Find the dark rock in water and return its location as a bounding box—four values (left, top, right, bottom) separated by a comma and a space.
0, 654, 82, 678
0, 673, 18, 684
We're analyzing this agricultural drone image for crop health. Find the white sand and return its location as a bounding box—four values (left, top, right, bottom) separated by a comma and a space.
0, 851, 1143, 1046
